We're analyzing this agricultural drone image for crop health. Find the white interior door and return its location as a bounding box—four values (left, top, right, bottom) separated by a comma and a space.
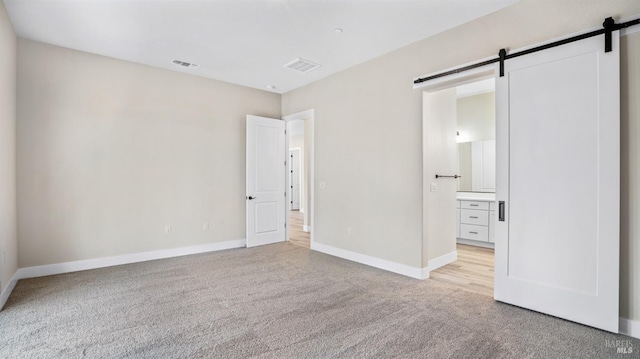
495, 33, 620, 332
246, 115, 286, 248
289, 149, 301, 210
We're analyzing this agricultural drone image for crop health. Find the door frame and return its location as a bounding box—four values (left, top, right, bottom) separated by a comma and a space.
419, 66, 496, 275
282, 109, 315, 246
288, 147, 302, 211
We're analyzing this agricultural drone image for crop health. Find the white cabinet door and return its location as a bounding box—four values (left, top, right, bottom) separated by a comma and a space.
246, 115, 286, 248
495, 33, 620, 332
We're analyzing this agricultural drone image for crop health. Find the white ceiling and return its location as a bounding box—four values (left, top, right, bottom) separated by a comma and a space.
4, 0, 519, 94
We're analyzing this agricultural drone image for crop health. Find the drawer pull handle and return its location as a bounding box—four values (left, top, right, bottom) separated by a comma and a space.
470, 216, 478, 219
470, 204, 478, 207
469, 231, 478, 234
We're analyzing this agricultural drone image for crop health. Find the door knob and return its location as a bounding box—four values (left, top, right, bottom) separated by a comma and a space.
246, 196, 256, 200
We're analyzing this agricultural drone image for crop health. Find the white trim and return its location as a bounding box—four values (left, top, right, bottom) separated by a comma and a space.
282, 109, 315, 248
0, 272, 18, 311
427, 250, 457, 272
303, 225, 311, 232
457, 238, 495, 249
414, 60, 494, 91
621, 14, 640, 37
311, 241, 427, 280
14, 239, 246, 280
419, 251, 458, 279
622, 25, 640, 37
620, 317, 640, 339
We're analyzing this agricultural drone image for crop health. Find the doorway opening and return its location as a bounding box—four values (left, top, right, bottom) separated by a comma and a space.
423, 76, 496, 297
283, 110, 314, 249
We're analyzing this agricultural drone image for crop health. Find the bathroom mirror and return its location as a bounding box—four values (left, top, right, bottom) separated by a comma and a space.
455, 83, 495, 193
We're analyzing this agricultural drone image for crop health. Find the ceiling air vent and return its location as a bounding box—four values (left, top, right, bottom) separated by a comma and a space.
283, 58, 321, 73
171, 59, 199, 68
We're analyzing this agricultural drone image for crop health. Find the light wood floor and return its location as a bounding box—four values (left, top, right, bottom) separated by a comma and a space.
288, 210, 310, 248
429, 244, 494, 297
288, 216, 492, 296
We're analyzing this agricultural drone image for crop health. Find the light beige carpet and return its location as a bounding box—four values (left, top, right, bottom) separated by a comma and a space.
0, 243, 637, 358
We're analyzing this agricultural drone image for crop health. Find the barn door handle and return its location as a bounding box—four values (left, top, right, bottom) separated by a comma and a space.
246, 196, 256, 200
498, 201, 505, 221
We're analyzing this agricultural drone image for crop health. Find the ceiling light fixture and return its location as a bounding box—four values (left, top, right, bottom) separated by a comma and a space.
334, 28, 343, 34
266, 85, 277, 90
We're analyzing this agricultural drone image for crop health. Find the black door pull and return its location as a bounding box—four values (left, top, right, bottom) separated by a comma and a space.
246, 196, 256, 200
498, 201, 505, 222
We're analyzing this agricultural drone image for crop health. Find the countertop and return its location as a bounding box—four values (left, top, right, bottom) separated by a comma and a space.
457, 192, 496, 201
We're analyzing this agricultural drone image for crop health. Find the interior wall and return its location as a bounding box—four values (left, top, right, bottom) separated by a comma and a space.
423, 89, 457, 264
0, 1, 17, 294
16, 39, 281, 268
456, 92, 495, 143
281, 0, 640, 320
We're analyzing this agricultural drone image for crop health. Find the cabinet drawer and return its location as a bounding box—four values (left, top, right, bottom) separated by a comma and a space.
460, 224, 489, 242
460, 209, 489, 226
460, 201, 489, 210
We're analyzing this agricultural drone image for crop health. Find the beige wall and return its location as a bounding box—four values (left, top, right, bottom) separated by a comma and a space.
423, 89, 457, 263
457, 92, 495, 143
0, 1, 17, 294
16, 39, 281, 267
282, 0, 640, 320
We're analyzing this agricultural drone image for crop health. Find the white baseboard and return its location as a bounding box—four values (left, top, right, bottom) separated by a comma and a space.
620, 317, 640, 339
419, 250, 458, 279
15, 239, 246, 281
303, 225, 311, 232
0, 273, 18, 311
457, 238, 495, 249
428, 251, 458, 272
311, 241, 427, 279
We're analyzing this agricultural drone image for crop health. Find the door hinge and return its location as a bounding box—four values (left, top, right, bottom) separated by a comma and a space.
284, 161, 286, 166
284, 223, 287, 228
284, 192, 286, 197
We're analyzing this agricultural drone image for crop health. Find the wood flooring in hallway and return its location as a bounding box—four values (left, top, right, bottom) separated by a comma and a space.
288, 210, 310, 248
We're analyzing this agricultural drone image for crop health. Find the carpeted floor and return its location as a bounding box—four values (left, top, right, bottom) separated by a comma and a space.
0, 243, 637, 358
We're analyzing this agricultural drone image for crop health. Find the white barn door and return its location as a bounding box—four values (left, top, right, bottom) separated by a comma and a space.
246, 115, 286, 248
494, 33, 620, 332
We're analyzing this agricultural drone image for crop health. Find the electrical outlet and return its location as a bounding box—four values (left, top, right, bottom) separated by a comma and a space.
203, 222, 209, 231
165, 225, 172, 234
430, 183, 437, 192
319, 181, 327, 190
347, 227, 352, 236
